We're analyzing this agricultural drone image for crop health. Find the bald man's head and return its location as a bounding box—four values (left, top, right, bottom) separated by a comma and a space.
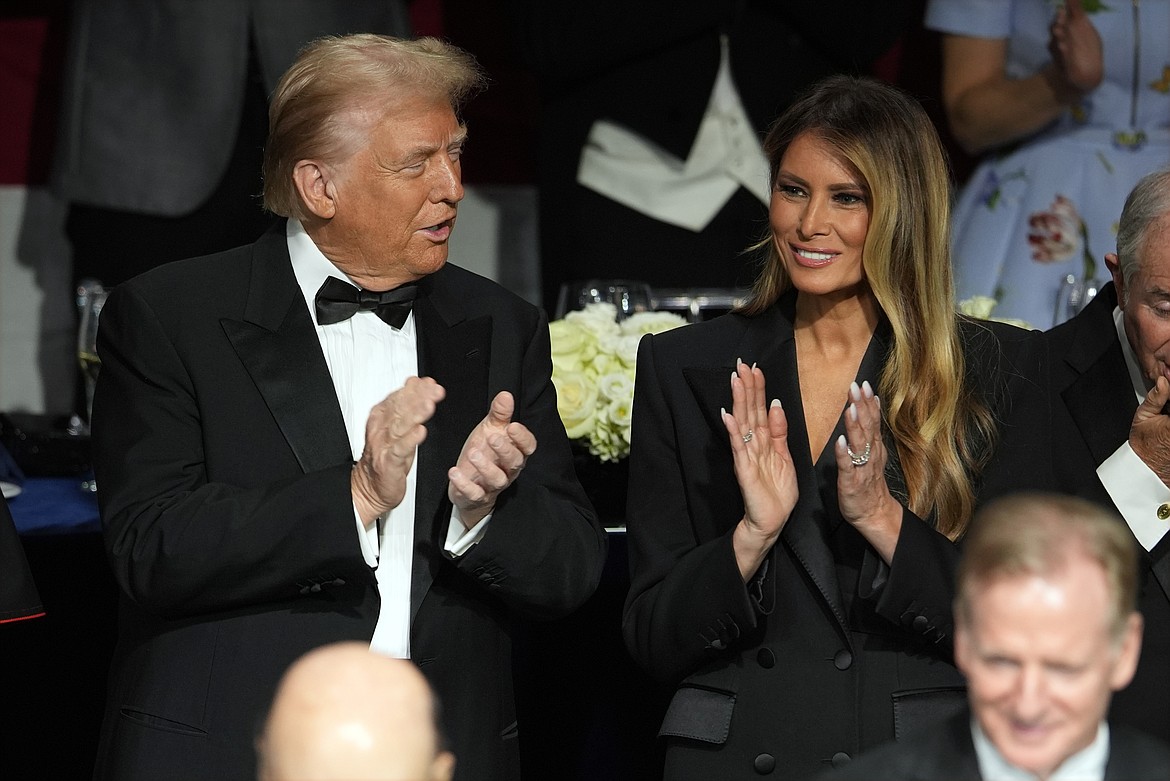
257, 643, 454, 781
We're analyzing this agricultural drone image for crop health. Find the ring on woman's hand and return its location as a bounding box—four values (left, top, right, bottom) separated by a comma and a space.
742, 429, 754, 444
847, 441, 871, 466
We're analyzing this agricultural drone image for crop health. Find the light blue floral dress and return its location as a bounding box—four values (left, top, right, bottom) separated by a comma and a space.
926, 0, 1170, 327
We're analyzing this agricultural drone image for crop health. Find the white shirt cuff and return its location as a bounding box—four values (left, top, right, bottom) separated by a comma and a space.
1098, 442, 1170, 552
445, 507, 491, 557
355, 507, 380, 567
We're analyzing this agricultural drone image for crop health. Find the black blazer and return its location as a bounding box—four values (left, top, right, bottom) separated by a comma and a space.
91, 223, 606, 780
623, 292, 1042, 780
980, 282, 1170, 744
821, 709, 1170, 781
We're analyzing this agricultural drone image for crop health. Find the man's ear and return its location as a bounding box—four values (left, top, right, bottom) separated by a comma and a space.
292, 160, 338, 219
1104, 253, 1126, 305
1110, 612, 1144, 692
431, 750, 455, 781
953, 618, 971, 678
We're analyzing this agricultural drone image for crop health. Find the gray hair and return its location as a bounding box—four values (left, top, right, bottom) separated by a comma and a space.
262, 34, 486, 220
1116, 167, 1170, 300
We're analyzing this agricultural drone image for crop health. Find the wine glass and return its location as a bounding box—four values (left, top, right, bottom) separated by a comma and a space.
77, 279, 108, 493
1053, 274, 1100, 326
555, 279, 654, 320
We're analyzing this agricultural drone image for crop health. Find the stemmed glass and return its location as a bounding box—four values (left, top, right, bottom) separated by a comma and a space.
1054, 274, 1100, 326
555, 279, 654, 320
76, 279, 108, 492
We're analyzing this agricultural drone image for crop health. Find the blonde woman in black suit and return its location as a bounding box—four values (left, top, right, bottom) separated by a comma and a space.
623, 76, 1043, 780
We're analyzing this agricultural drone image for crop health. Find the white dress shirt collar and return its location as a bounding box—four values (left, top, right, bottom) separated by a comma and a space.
286, 218, 416, 336
972, 717, 1109, 780
1114, 305, 1150, 404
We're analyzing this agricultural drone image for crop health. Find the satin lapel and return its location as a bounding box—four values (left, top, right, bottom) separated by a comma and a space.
409, 272, 491, 625
793, 319, 892, 638
1059, 294, 1137, 468
220, 227, 351, 474
682, 300, 849, 635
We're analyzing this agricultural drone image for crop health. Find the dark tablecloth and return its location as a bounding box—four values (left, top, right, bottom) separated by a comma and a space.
7, 476, 101, 536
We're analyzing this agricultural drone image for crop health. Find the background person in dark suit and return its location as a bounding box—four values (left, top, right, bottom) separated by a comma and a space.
508, 0, 911, 314
980, 166, 1170, 745
823, 492, 1170, 781
52, 0, 411, 285
91, 34, 605, 781
622, 76, 1043, 781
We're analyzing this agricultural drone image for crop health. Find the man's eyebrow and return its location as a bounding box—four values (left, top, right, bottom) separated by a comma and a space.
394, 130, 469, 164
1145, 285, 1170, 299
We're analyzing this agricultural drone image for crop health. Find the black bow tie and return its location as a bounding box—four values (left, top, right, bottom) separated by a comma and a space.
314, 276, 418, 329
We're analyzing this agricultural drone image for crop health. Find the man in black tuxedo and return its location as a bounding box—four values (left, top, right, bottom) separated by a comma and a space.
979, 166, 1170, 745
90, 35, 606, 781
824, 493, 1170, 781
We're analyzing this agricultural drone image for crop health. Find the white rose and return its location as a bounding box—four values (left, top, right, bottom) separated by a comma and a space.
598, 371, 634, 404
566, 303, 621, 340
621, 310, 687, 337
958, 296, 998, 320
549, 319, 597, 373
590, 345, 622, 377
552, 370, 599, 440
606, 395, 634, 443
610, 333, 643, 369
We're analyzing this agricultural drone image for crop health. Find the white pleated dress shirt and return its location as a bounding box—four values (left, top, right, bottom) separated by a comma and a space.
287, 219, 487, 658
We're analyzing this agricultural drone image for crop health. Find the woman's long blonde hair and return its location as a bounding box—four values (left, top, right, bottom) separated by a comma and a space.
740, 76, 995, 539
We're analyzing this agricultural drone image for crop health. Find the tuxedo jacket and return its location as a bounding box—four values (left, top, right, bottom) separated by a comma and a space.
821, 709, 1170, 781
622, 292, 1044, 780
90, 224, 606, 780
980, 282, 1170, 744
52, 0, 409, 216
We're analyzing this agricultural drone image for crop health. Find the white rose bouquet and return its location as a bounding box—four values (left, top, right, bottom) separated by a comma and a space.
549, 303, 687, 462
958, 295, 1035, 331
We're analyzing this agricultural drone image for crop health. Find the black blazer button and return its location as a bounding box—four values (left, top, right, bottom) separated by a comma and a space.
831, 751, 851, 768
833, 649, 853, 670
912, 615, 929, 632
753, 753, 775, 774
298, 586, 311, 596
757, 648, 776, 668
900, 610, 916, 627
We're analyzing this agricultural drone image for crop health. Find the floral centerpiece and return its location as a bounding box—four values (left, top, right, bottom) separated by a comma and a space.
958, 295, 1035, 331
549, 303, 687, 462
